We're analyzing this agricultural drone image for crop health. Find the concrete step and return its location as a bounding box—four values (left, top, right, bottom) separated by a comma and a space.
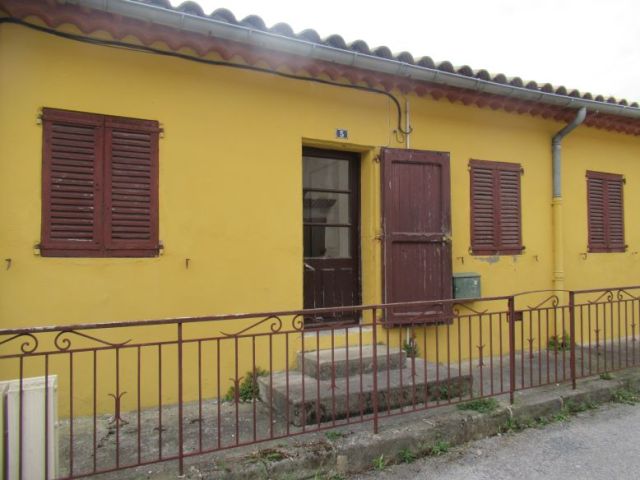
296, 345, 406, 380
258, 361, 473, 426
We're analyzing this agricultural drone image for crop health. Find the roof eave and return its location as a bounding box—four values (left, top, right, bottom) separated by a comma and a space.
65, 0, 640, 120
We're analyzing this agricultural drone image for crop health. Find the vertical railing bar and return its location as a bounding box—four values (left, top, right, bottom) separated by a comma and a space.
424, 321, 429, 407
520, 311, 524, 389
330, 327, 336, 425
561, 304, 567, 382
569, 292, 576, 389
93, 350, 97, 473
489, 313, 494, 395
465, 315, 470, 400
69, 353, 74, 478
252, 337, 257, 443
44, 354, 50, 480
435, 320, 441, 404
508, 297, 515, 404
345, 326, 350, 423
602, 302, 607, 373
536, 309, 541, 386
457, 315, 461, 401
371, 307, 379, 434
198, 340, 203, 452
359, 324, 364, 421
268, 333, 273, 439
445, 321, 451, 404
588, 303, 593, 375
234, 336, 239, 445
285, 332, 290, 436
137, 346, 141, 466
158, 344, 163, 459
115, 347, 121, 469
528, 310, 533, 388
386, 325, 390, 414
398, 326, 404, 413
216, 339, 221, 450
499, 311, 503, 393
315, 331, 321, 428
177, 322, 184, 476
479, 314, 484, 396
18, 357, 24, 480
301, 329, 306, 432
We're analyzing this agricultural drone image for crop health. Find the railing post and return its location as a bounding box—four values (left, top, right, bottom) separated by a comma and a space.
177, 321, 184, 476
508, 296, 516, 405
371, 307, 379, 434
569, 291, 577, 390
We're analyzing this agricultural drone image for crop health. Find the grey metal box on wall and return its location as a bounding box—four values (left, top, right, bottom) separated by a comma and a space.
453, 272, 481, 299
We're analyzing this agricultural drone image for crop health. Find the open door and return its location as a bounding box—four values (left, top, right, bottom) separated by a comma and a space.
381, 148, 452, 324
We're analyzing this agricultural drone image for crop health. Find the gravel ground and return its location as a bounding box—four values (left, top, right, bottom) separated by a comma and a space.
352, 401, 640, 480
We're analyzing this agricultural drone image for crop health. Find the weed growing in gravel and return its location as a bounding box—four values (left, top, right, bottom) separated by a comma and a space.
548, 332, 571, 352
224, 367, 268, 402
324, 431, 345, 442
372, 454, 387, 470
612, 388, 639, 405
430, 440, 450, 456
402, 338, 419, 358
600, 372, 613, 380
457, 398, 499, 414
399, 448, 416, 463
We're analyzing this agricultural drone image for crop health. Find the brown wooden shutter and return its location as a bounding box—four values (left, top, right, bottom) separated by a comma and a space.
587, 171, 625, 253
497, 165, 522, 253
381, 148, 453, 324
470, 161, 496, 254
41, 109, 104, 256
104, 116, 159, 256
470, 159, 522, 255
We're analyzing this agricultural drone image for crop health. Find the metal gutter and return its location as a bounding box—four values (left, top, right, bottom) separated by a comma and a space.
69, 0, 640, 120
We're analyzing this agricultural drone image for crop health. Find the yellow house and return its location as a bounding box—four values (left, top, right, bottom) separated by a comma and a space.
1, 0, 640, 477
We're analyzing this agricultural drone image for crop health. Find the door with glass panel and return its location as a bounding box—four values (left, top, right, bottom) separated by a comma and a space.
303, 148, 360, 325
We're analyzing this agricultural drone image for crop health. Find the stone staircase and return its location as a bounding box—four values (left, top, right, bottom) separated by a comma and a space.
258, 345, 473, 426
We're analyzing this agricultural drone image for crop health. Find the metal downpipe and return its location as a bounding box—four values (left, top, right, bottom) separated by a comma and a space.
551, 107, 587, 293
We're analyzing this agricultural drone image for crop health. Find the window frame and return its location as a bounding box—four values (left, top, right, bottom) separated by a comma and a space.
586, 170, 625, 253
40, 108, 160, 258
469, 159, 523, 256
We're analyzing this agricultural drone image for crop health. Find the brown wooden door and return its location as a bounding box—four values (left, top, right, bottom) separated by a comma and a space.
381, 148, 452, 324
303, 148, 360, 324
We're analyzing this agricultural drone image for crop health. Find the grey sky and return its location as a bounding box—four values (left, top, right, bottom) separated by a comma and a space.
171, 0, 640, 103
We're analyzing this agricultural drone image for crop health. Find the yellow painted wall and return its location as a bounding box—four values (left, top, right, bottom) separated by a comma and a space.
1, 21, 640, 415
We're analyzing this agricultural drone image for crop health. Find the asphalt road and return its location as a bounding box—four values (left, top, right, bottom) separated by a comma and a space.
351, 401, 640, 480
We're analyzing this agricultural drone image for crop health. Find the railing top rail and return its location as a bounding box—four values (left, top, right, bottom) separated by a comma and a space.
1, 294, 515, 336
2, 285, 639, 336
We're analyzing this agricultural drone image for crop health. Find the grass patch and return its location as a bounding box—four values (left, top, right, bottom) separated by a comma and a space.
600, 372, 614, 380
399, 447, 416, 463
324, 431, 345, 442
612, 388, 639, 405
372, 454, 387, 470
224, 367, 268, 402
457, 398, 499, 414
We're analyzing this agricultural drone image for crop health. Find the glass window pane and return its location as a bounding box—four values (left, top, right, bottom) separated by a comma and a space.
303, 156, 349, 190
304, 226, 350, 258
303, 192, 350, 224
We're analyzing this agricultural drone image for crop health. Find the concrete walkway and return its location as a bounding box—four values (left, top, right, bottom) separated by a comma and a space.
352, 401, 640, 480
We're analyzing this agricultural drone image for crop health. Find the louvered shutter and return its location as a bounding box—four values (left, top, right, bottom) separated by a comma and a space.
104, 117, 159, 256
497, 165, 522, 253
470, 159, 523, 255
470, 161, 496, 254
587, 171, 625, 253
41, 109, 104, 256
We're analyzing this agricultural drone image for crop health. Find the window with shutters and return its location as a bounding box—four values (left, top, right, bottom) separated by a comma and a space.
587, 171, 625, 253
469, 159, 523, 255
40, 108, 159, 257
